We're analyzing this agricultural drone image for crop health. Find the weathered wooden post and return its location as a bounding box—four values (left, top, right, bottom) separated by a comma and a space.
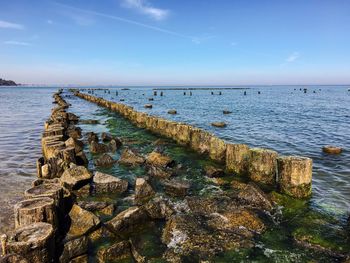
154, 91, 157, 96
277, 156, 312, 198
160, 92, 163, 96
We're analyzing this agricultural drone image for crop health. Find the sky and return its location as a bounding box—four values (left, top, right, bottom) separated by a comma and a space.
0, 0, 350, 86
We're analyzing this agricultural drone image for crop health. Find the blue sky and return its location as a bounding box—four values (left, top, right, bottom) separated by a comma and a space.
0, 0, 349, 85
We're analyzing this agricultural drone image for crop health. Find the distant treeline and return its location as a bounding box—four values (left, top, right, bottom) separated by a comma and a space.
0, 78, 17, 86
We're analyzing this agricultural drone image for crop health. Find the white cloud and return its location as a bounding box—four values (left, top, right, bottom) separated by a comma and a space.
122, 0, 169, 21
286, 52, 300, 62
4, 40, 31, 46
0, 20, 24, 30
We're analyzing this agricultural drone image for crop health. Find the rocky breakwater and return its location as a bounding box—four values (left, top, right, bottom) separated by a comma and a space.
74, 90, 313, 199
0, 90, 95, 262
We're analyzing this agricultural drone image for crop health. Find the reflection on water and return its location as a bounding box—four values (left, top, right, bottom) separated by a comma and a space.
0, 87, 54, 233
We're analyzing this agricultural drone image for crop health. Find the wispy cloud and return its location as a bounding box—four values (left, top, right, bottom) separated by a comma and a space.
4, 40, 31, 46
0, 20, 24, 30
122, 0, 169, 21
54, 2, 194, 40
286, 51, 300, 62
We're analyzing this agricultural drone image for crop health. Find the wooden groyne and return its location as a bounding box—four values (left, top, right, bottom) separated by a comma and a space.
74, 90, 312, 199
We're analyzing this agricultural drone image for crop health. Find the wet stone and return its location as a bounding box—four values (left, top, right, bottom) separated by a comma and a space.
146, 151, 175, 168
144, 197, 174, 219
89, 141, 109, 154
135, 178, 155, 204
211, 122, 227, 128
147, 166, 173, 179
59, 235, 88, 263
86, 132, 99, 144
168, 110, 177, 114
77, 200, 110, 212
93, 171, 128, 194
204, 165, 225, 177
96, 241, 131, 263
118, 148, 145, 167
162, 179, 190, 197
322, 145, 343, 154
60, 166, 92, 190
79, 119, 99, 124
94, 153, 115, 167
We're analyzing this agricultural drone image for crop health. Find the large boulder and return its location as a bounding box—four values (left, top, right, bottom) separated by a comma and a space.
59, 235, 88, 263
96, 241, 131, 263
94, 153, 115, 167
93, 172, 128, 194
60, 166, 92, 190
106, 207, 148, 234
162, 179, 190, 197
135, 178, 155, 204
146, 151, 175, 168
67, 204, 100, 239
118, 148, 145, 167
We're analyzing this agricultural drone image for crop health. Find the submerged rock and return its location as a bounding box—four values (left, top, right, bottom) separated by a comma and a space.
89, 141, 109, 154
109, 138, 122, 152
118, 148, 145, 167
94, 153, 115, 167
93, 171, 128, 194
223, 110, 232, 114
80, 119, 99, 124
211, 122, 227, 128
322, 145, 343, 154
168, 110, 177, 115
101, 132, 113, 142
162, 179, 190, 197
144, 197, 174, 219
96, 241, 131, 263
147, 166, 173, 179
146, 151, 175, 168
86, 132, 99, 144
135, 178, 155, 204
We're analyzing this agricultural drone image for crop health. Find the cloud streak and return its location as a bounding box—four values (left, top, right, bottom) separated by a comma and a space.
0, 20, 24, 30
4, 40, 31, 46
122, 0, 169, 21
286, 52, 300, 62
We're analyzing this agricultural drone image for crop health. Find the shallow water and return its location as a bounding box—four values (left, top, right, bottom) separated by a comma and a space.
0, 87, 55, 233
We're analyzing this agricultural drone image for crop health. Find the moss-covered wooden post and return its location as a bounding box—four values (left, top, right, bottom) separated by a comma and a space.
277, 156, 312, 198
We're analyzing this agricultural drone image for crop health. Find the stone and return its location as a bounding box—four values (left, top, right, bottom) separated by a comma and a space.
69, 254, 88, 263
0, 254, 28, 263
101, 132, 113, 142
106, 207, 147, 233
67, 204, 100, 238
190, 129, 212, 155
86, 132, 99, 144
77, 201, 110, 212
211, 122, 227, 128
14, 197, 57, 228
168, 110, 177, 114
96, 241, 131, 263
94, 153, 115, 167
162, 179, 190, 197
4, 223, 55, 263
247, 148, 278, 186
59, 235, 88, 263
89, 141, 109, 154
93, 172, 128, 194
73, 184, 90, 198
277, 156, 313, 198
204, 165, 225, 177
147, 166, 173, 179
226, 143, 249, 175
60, 166, 92, 190
223, 110, 232, 114
67, 126, 82, 139
146, 151, 174, 168
144, 197, 174, 219
232, 181, 274, 212
109, 138, 122, 152
65, 137, 84, 153
135, 178, 155, 204
99, 204, 115, 216
118, 148, 145, 167
322, 146, 343, 154
88, 226, 115, 243
144, 104, 153, 109
80, 119, 99, 124
209, 136, 227, 163
24, 183, 64, 207
75, 151, 88, 166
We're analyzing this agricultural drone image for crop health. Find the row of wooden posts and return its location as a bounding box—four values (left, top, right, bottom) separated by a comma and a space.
74, 89, 313, 199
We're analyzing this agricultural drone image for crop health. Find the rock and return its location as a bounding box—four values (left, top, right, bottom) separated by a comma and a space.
80, 119, 99, 124
211, 122, 227, 128
86, 132, 99, 144
144, 104, 153, 109
24, 183, 64, 207
93, 171, 128, 194
223, 110, 232, 114
322, 146, 343, 154
88, 226, 115, 243
207, 209, 265, 234
75, 151, 88, 166
94, 153, 115, 167
99, 204, 115, 216
101, 132, 113, 142
73, 184, 90, 198
118, 148, 145, 167
4, 223, 55, 263
162, 179, 190, 197
0, 254, 28, 263
247, 148, 278, 186
106, 207, 147, 233
147, 166, 173, 179
232, 181, 274, 212
89, 141, 109, 154
14, 197, 57, 228
209, 136, 227, 163
69, 254, 88, 263
67, 204, 100, 238
168, 110, 177, 114
135, 178, 155, 204
77, 200, 110, 212
226, 143, 249, 175
190, 129, 211, 155
65, 138, 84, 154
96, 241, 131, 263
59, 235, 88, 263
146, 151, 175, 168
60, 166, 92, 190
204, 165, 225, 177
108, 138, 122, 152
144, 197, 174, 219
67, 126, 82, 139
